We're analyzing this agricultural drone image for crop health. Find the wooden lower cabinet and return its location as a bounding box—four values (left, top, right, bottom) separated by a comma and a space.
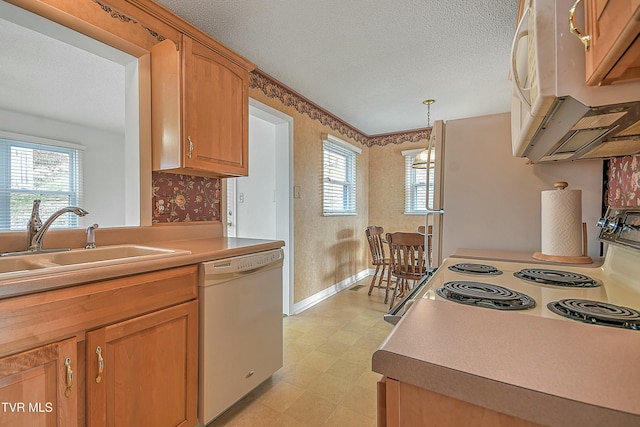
0, 338, 78, 426
86, 301, 198, 427
0, 266, 198, 427
380, 377, 543, 427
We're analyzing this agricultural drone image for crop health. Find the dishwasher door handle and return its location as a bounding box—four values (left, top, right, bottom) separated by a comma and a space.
201, 249, 284, 284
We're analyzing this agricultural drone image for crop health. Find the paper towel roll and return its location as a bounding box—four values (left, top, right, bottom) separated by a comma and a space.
541, 182, 583, 257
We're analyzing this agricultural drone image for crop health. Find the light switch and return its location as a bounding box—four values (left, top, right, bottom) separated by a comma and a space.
293, 186, 301, 199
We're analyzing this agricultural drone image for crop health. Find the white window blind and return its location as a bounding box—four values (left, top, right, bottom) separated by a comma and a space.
322, 134, 360, 215
402, 149, 434, 214
0, 136, 83, 230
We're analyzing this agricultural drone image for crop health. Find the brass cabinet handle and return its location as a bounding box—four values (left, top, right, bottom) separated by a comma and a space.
95, 346, 104, 384
64, 357, 73, 398
187, 136, 194, 159
569, 0, 590, 51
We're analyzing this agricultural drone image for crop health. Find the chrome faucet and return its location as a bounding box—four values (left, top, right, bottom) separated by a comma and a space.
28, 201, 89, 253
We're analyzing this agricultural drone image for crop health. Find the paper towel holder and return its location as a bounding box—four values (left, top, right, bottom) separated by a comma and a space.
553, 181, 568, 190
532, 181, 593, 264
532, 222, 592, 264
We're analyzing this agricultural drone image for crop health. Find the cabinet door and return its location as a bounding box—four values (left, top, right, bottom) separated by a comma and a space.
584, 0, 640, 85
86, 301, 197, 427
183, 36, 249, 176
0, 338, 77, 427
384, 378, 543, 427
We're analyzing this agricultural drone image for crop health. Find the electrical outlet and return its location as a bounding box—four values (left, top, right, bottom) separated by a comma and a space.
239, 192, 245, 203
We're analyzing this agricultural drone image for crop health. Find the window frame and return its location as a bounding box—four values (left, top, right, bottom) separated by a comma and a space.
402, 148, 434, 215
0, 132, 84, 231
322, 133, 361, 216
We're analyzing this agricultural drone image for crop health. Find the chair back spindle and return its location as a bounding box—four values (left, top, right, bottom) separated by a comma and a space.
366, 226, 386, 265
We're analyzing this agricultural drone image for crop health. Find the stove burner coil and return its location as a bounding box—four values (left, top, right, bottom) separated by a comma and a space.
514, 268, 600, 288
547, 299, 640, 330
448, 263, 503, 275
436, 281, 536, 310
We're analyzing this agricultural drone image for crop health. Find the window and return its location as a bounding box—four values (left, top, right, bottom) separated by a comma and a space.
0, 135, 83, 230
403, 149, 434, 214
322, 134, 360, 215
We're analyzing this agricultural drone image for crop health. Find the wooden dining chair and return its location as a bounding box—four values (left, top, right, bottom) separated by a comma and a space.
365, 226, 392, 303
386, 232, 428, 308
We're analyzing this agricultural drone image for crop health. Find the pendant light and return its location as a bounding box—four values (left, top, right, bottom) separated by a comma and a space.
412, 99, 435, 169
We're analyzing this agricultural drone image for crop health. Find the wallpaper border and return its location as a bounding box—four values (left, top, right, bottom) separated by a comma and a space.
249, 69, 431, 147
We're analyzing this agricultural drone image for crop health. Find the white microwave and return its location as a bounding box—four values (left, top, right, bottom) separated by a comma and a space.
510, 0, 640, 163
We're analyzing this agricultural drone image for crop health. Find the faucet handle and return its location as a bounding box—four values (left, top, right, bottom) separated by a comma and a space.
86, 224, 99, 249
27, 199, 43, 247
28, 199, 42, 228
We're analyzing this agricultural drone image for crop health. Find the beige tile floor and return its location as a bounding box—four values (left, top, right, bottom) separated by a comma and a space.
207, 277, 393, 427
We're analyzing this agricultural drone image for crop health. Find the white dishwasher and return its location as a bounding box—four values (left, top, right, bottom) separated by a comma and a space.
198, 248, 284, 425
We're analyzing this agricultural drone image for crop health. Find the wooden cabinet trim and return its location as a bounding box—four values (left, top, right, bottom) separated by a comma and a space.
6, 0, 172, 56
123, 0, 255, 72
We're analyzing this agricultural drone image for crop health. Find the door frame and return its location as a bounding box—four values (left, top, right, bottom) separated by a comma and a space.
225, 98, 295, 315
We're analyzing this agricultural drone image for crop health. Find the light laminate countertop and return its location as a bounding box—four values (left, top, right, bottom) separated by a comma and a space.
0, 235, 284, 299
372, 298, 640, 427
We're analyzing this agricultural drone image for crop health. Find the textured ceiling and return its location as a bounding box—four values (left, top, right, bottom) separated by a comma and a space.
156, 0, 519, 135
0, 0, 518, 137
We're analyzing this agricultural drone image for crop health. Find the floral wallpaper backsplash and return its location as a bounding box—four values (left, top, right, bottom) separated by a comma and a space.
608, 155, 640, 207
152, 172, 221, 223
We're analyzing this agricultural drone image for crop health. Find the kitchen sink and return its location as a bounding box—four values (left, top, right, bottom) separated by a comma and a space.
0, 245, 191, 278
0, 257, 47, 273
47, 245, 188, 265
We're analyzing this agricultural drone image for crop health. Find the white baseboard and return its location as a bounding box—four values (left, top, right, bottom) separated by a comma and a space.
292, 269, 370, 314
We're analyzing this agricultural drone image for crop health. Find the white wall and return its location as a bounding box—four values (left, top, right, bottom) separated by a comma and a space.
441, 113, 603, 259
0, 108, 137, 228
236, 115, 277, 239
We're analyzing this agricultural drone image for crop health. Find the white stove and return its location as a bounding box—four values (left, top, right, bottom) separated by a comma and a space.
386, 207, 640, 329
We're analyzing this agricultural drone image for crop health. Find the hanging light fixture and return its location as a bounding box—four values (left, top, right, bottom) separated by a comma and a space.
412, 99, 435, 169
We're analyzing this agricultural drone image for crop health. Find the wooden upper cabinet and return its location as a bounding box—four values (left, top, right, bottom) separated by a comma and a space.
152, 34, 252, 178
583, 0, 640, 85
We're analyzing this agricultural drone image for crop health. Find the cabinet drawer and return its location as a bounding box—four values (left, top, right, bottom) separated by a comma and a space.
0, 266, 198, 357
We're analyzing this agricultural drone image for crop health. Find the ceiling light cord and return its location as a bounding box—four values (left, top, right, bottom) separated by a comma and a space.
423, 99, 435, 128
412, 99, 436, 169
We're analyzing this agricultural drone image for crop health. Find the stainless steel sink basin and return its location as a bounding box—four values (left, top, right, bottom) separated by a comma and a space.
0, 245, 191, 278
